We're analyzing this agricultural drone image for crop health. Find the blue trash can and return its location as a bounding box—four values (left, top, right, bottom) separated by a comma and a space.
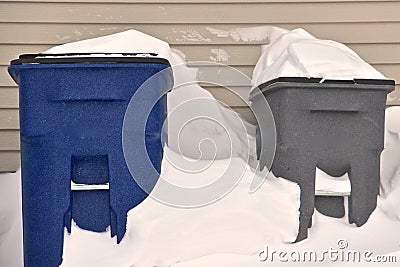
8, 53, 173, 267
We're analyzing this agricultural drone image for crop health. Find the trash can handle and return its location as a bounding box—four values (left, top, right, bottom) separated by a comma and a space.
309, 104, 360, 113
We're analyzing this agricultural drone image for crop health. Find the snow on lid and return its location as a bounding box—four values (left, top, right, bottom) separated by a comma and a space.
252, 27, 386, 88
44, 30, 173, 63
36, 53, 159, 58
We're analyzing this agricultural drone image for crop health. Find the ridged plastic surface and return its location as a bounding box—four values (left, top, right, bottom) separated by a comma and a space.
8, 62, 172, 267
251, 78, 394, 242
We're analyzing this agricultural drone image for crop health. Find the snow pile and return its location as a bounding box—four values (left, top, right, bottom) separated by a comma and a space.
172, 205, 400, 267
0, 171, 23, 267
45, 29, 173, 63
384, 106, 400, 150
124, 148, 299, 267
167, 51, 256, 162
315, 168, 351, 196
60, 147, 300, 267
252, 27, 386, 86
380, 106, 400, 220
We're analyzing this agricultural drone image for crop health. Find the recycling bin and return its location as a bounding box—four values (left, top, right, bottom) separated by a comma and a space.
250, 77, 394, 242
8, 53, 173, 267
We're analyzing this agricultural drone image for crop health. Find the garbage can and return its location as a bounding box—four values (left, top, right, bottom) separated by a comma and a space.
8, 53, 173, 267
250, 77, 394, 242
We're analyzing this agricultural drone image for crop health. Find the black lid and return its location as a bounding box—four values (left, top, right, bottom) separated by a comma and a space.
10, 53, 170, 65
250, 77, 395, 99
259, 77, 395, 88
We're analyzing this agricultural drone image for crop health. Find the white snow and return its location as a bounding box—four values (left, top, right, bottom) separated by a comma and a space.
45, 29, 173, 63
173, 29, 211, 43
172, 204, 400, 267
252, 27, 386, 86
206, 26, 272, 42
380, 107, 400, 198
210, 48, 230, 62
385, 106, 400, 139
379, 107, 400, 220
167, 49, 257, 162
380, 167, 400, 220
0, 171, 23, 267
117, 148, 300, 267
315, 168, 351, 196
2, 161, 400, 267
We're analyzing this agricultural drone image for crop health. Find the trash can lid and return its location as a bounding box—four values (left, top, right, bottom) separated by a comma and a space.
10, 53, 171, 65
250, 77, 395, 99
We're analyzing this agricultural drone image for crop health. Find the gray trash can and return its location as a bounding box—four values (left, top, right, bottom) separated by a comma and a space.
250, 77, 394, 242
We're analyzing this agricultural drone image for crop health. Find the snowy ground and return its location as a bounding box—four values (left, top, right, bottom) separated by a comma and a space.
1, 145, 400, 267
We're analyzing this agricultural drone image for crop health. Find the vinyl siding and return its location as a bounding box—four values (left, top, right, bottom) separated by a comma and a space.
0, 0, 399, 172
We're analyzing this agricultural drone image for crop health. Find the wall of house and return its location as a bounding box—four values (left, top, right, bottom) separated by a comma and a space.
1, 0, 399, 172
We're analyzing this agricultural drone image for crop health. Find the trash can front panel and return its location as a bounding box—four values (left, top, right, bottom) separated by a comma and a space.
266, 87, 388, 151
9, 63, 170, 136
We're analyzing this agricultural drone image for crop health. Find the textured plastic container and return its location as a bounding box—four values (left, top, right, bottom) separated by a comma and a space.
8, 53, 173, 267
250, 77, 394, 242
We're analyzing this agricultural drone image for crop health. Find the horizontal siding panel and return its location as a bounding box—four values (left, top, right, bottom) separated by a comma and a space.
374, 64, 400, 83
388, 86, 400, 105
347, 44, 400, 65
0, 151, 20, 172
1, 43, 400, 67
205, 86, 249, 107
193, 64, 400, 86
0, 109, 19, 129
232, 107, 255, 124
1, 23, 400, 45
0, 130, 19, 150
1, 2, 400, 24
0, 44, 52, 64
0, 87, 18, 108
177, 44, 400, 66
3, 0, 398, 3
0, 67, 15, 87
180, 43, 400, 66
